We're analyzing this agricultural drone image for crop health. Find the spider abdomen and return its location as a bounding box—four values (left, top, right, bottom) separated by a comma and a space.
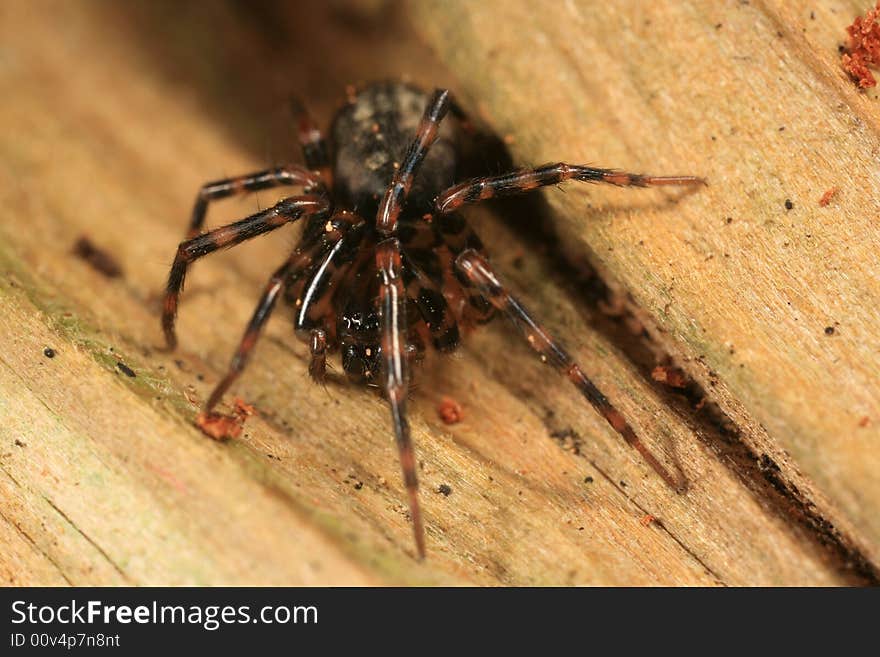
331, 81, 459, 221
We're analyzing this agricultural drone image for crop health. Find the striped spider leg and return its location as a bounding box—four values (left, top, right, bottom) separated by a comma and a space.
186, 101, 334, 241
435, 163, 704, 215
373, 88, 452, 558
291, 212, 368, 383
454, 249, 684, 491
202, 212, 365, 415
290, 98, 333, 187
428, 150, 701, 492
185, 165, 325, 240
162, 195, 330, 349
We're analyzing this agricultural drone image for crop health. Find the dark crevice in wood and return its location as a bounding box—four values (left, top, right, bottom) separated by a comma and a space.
483, 148, 880, 586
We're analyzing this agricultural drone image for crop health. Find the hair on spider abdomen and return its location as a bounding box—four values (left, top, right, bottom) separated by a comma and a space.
331, 81, 460, 218
160, 80, 704, 558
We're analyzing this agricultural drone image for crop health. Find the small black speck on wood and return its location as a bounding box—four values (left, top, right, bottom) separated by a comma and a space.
116, 361, 136, 378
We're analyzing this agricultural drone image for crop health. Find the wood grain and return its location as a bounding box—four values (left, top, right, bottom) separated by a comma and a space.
0, 0, 875, 585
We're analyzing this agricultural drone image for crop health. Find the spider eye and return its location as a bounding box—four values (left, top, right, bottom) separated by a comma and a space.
342, 342, 380, 383
363, 312, 380, 333
342, 344, 366, 378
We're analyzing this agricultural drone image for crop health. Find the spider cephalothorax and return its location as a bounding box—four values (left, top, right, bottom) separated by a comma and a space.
161, 81, 703, 558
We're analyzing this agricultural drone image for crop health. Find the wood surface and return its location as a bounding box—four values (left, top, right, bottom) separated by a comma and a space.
0, 0, 877, 585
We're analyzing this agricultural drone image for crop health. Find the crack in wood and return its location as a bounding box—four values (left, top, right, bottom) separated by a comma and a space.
0, 507, 74, 586
587, 458, 725, 585
0, 467, 75, 586
493, 184, 880, 586
40, 493, 131, 584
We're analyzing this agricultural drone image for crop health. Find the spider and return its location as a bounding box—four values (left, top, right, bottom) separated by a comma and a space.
161, 81, 703, 558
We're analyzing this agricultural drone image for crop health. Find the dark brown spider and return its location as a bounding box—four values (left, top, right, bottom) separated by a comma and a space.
161, 81, 703, 558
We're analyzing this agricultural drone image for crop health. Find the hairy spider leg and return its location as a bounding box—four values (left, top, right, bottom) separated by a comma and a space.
455, 249, 683, 492
293, 214, 368, 381
376, 88, 451, 236
290, 98, 333, 187
430, 213, 495, 325
201, 234, 334, 413
162, 195, 330, 349
309, 328, 328, 383
373, 89, 459, 557
435, 163, 705, 214
203, 259, 291, 412
376, 238, 425, 558
400, 250, 461, 352
186, 165, 323, 239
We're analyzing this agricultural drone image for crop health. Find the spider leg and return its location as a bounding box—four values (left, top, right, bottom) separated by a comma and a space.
376, 88, 452, 236
290, 98, 332, 187
455, 248, 682, 491
435, 163, 704, 214
293, 213, 367, 338
162, 194, 329, 349
202, 226, 340, 410
429, 214, 496, 324
203, 258, 293, 413
400, 250, 460, 352
377, 237, 425, 558
308, 328, 328, 383
289, 211, 367, 384
187, 166, 323, 239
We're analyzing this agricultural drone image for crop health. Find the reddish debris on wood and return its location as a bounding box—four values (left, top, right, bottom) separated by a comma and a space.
232, 397, 256, 418
196, 412, 243, 440
842, 3, 880, 88
858, 416, 871, 428
818, 187, 840, 207
196, 397, 256, 440
640, 514, 656, 527
651, 365, 688, 389
437, 396, 463, 424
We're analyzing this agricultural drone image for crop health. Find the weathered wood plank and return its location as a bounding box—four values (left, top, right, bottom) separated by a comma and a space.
0, 0, 873, 584
411, 0, 880, 572
0, 508, 71, 587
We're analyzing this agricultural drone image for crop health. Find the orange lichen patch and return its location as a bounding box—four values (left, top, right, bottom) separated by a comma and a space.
437, 396, 463, 424
842, 3, 880, 88
651, 365, 688, 389
818, 186, 840, 207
